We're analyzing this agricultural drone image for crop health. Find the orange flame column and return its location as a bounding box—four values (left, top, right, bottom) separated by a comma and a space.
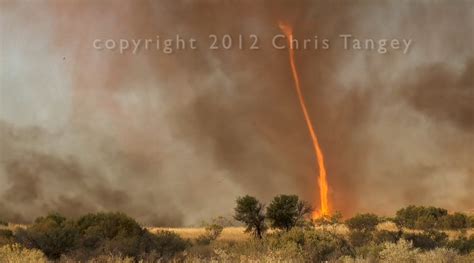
278, 22, 330, 218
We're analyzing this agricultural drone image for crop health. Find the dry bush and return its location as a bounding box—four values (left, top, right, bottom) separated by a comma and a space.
415, 247, 459, 263
0, 243, 48, 263
379, 239, 418, 263
87, 254, 134, 263
195, 223, 224, 245
0, 229, 14, 246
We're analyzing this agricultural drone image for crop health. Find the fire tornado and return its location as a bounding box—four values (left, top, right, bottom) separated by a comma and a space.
279, 22, 330, 218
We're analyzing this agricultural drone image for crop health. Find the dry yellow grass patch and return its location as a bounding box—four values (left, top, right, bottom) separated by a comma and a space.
377, 221, 399, 232
315, 224, 350, 236
148, 226, 249, 241
0, 223, 27, 232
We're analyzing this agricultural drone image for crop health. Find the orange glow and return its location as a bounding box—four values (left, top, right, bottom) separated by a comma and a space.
278, 22, 330, 218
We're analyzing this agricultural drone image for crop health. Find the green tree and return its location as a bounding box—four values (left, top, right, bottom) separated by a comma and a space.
266, 194, 312, 231
234, 195, 267, 239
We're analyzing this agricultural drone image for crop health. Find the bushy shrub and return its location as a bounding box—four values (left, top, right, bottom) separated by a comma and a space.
73, 212, 155, 259
346, 213, 379, 232
415, 247, 459, 263
0, 243, 47, 263
353, 242, 384, 261
348, 230, 372, 247
379, 239, 418, 263
13, 212, 188, 261
313, 211, 343, 226
395, 206, 447, 229
440, 213, 470, 230
86, 254, 134, 263
0, 229, 14, 246
15, 213, 78, 259
414, 215, 438, 230
0, 220, 7, 226
143, 230, 188, 260
372, 230, 401, 244
469, 215, 474, 227
196, 223, 223, 245
76, 213, 184, 258
402, 230, 448, 250
268, 228, 352, 261
447, 234, 474, 254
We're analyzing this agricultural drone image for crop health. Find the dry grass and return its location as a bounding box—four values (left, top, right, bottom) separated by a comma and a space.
376, 221, 474, 239
148, 223, 473, 242
0, 223, 27, 232
148, 226, 249, 241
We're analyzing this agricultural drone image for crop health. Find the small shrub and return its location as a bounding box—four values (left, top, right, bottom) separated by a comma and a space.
0, 243, 47, 263
0, 220, 7, 226
447, 235, 474, 254
348, 230, 372, 247
87, 254, 134, 263
196, 223, 223, 245
313, 211, 343, 226
402, 230, 448, 250
346, 213, 379, 232
0, 229, 14, 246
414, 215, 438, 230
379, 239, 418, 263
16, 213, 78, 259
352, 242, 384, 261
269, 228, 352, 261
440, 213, 470, 230
415, 247, 459, 263
74, 212, 148, 259
373, 230, 401, 244
149, 230, 188, 259
469, 215, 474, 228
211, 216, 235, 227
395, 206, 447, 229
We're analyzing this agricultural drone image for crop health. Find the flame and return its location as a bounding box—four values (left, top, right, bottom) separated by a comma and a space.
278, 22, 330, 218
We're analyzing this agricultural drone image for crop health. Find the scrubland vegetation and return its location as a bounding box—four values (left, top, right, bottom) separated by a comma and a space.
1, 195, 473, 262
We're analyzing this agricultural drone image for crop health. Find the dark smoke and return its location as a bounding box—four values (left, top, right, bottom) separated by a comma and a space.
0, 0, 473, 225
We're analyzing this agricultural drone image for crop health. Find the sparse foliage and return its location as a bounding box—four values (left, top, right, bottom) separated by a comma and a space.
196, 223, 223, 245
234, 195, 267, 239
0, 243, 47, 263
379, 239, 419, 263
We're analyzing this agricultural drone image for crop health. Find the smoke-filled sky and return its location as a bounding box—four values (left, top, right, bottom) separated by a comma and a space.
0, 0, 473, 226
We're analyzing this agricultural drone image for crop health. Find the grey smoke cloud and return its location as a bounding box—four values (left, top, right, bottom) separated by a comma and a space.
0, 0, 473, 225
